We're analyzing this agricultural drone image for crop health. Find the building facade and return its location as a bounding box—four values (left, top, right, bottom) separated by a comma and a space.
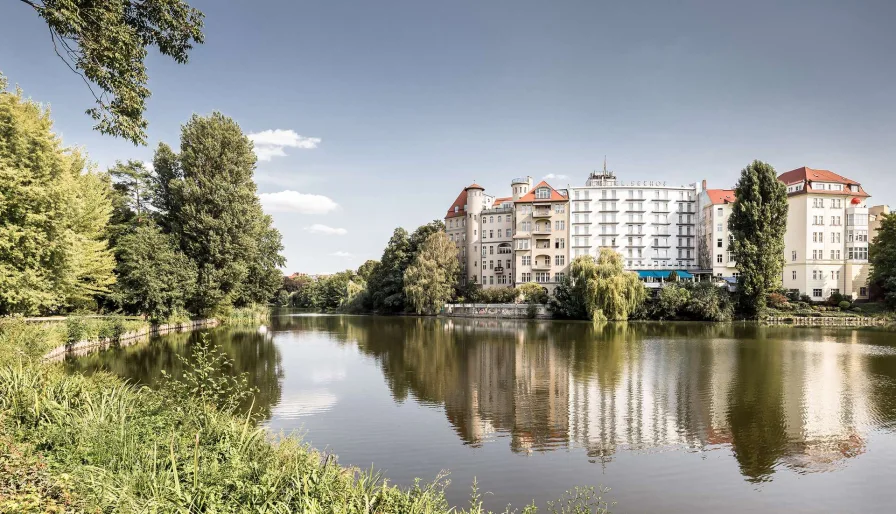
567, 169, 700, 273
697, 187, 737, 278
513, 180, 569, 292
778, 167, 871, 301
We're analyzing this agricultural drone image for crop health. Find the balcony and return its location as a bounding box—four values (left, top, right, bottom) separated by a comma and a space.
533, 227, 552, 236
494, 266, 505, 274
533, 209, 552, 218
626, 220, 647, 225
532, 262, 552, 271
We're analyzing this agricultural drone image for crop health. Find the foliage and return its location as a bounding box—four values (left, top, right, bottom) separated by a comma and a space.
684, 282, 734, 322
549, 275, 588, 320
221, 304, 271, 326
113, 223, 197, 320
404, 232, 461, 314
0, 77, 116, 315
367, 228, 412, 313
552, 251, 645, 321
152, 113, 284, 314
655, 285, 690, 320
473, 287, 519, 304
0, 327, 611, 513
728, 160, 789, 318
107, 159, 153, 244
838, 301, 852, 311
869, 211, 896, 308
19, 0, 205, 144
767, 293, 789, 309
518, 282, 549, 304
160, 335, 255, 413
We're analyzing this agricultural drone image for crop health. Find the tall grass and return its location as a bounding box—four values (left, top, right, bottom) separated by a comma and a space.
0, 326, 613, 513
220, 303, 272, 326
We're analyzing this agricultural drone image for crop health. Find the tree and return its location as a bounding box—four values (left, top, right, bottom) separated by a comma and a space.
17, 0, 205, 145
518, 282, 548, 304
656, 285, 690, 320
684, 281, 733, 321
404, 232, 460, 315
158, 113, 284, 314
869, 212, 896, 307
728, 160, 788, 318
0, 77, 116, 314
356, 259, 379, 282
408, 220, 445, 257
367, 228, 411, 313
113, 223, 197, 319
552, 250, 645, 321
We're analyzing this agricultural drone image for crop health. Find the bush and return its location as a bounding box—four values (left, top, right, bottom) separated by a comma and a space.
838, 301, 852, 311
518, 282, 548, 304
475, 287, 518, 304
768, 293, 789, 309
526, 303, 539, 319
800, 294, 812, 304
65, 316, 90, 344
655, 285, 690, 320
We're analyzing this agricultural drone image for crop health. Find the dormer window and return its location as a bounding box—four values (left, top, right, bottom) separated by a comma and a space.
535, 188, 550, 199
454, 206, 459, 213
850, 184, 859, 192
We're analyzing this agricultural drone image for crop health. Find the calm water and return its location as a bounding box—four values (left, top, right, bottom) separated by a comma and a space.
67, 314, 896, 513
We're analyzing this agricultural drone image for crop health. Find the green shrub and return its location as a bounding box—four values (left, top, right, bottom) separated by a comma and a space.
65, 316, 90, 344
526, 303, 539, 319
839, 301, 852, 311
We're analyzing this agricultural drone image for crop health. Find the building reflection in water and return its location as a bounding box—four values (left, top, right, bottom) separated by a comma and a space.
273, 315, 896, 483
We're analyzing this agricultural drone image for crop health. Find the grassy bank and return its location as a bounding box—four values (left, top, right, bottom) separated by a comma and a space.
0, 322, 612, 513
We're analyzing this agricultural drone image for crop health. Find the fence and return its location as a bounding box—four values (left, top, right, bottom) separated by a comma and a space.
443, 303, 551, 319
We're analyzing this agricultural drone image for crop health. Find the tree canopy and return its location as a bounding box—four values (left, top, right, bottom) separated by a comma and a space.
728, 160, 788, 318
18, 0, 205, 145
404, 232, 460, 314
0, 77, 116, 314
870, 212, 896, 307
552, 250, 645, 321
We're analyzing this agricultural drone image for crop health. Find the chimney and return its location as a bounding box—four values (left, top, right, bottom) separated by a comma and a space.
701, 179, 707, 191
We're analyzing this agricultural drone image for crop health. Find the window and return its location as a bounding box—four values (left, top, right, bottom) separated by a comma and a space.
813, 289, 823, 298
490, 216, 494, 224
717, 223, 723, 232
521, 272, 531, 282
831, 216, 841, 226
792, 271, 797, 280
535, 188, 550, 199
535, 272, 550, 283
497, 229, 502, 237
716, 254, 723, 264
830, 250, 841, 260
489, 230, 493, 239
555, 272, 565, 282
554, 204, 565, 213
792, 251, 797, 261
717, 238, 723, 248
831, 270, 841, 280
489, 260, 493, 269
555, 255, 565, 266
522, 255, 531, 266
555, 238, 566, 249
848, 247, 869, 260
555, 220, 566, 230
831, 232, 840, 243
831, 288, 839, 296
717, 207, 723, 216
860, 287, 868, 297
813, 249, 822, 259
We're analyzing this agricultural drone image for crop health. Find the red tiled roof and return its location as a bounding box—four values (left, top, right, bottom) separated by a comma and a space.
445, 189, 467, 219
706, 189, 736, 205
514, 180, 567, 203
493, 196, 512, 206
465, 183, 484, 190
777, 166, 870, 198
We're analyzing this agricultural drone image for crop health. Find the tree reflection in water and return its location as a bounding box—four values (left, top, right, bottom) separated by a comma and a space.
70, 314, 896, 484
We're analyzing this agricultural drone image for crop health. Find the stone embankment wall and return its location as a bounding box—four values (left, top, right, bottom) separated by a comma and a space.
43, 318, 220, 362
764, 316, 891, 327
444, 303, 551, 319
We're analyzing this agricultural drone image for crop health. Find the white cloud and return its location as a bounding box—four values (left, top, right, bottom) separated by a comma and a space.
330, 251, 352, 258
142, 161, 154, 172
543, 173, 568, 180
248, 129, 321, 161
305, 224, 348, 236
258, 190, 338, 214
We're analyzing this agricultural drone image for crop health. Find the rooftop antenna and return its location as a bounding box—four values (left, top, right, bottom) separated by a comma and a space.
603, 155, 607, 173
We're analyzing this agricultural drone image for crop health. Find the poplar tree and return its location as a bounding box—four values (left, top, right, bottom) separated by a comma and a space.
728, 160, 788, 318
0, 76, 116, 314
404, 232, 460, 314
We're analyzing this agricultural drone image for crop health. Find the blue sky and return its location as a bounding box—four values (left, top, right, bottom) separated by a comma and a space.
3, 0, 895, 273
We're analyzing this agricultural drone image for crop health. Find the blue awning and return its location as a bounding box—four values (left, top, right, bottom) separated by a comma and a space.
635, 270, 694, 280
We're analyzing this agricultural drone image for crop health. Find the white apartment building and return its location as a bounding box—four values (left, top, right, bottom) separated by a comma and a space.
698, 187, 737, 278
567, 169, 700, 274
513, 180, 570, 292
779, 167, 871, 301
479, 199, 515, 287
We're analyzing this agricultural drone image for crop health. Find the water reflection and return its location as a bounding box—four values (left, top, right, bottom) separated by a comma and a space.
68, 315, 896, 488
67, 327, 284, 419
271, 315, 896, 483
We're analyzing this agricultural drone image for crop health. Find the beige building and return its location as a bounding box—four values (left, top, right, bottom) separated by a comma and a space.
513, 180, 570, 292
779, 167, 872, 301
444, 178, 533, 288
697, 187, 737, 278
869, 205, 890, 243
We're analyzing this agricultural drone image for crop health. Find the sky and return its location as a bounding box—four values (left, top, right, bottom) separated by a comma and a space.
2, 0, 895, 273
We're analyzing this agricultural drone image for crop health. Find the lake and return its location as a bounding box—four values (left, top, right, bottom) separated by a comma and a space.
66, 313, 896, 513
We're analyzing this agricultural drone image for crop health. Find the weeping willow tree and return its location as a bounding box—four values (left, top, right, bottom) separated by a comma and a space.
564, 249, 646, 321
404, 231, 460, 315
